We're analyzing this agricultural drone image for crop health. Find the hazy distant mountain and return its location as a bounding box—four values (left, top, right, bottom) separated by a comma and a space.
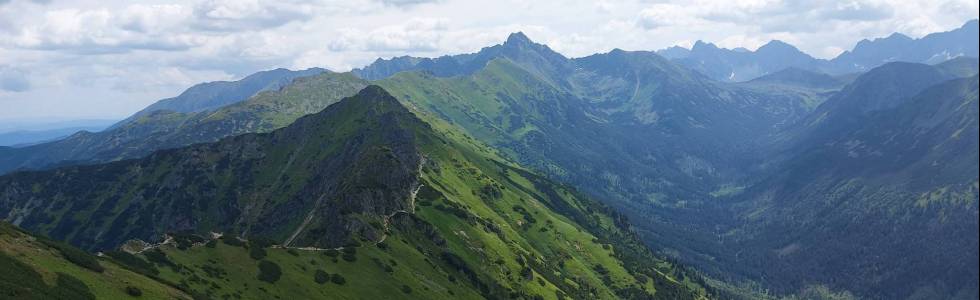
357, 20, 977, 85
654, 45, 690, 59
657, 19, 979, 82
0, 119, 116, 147
113, 67, 327, 128
0, 119, 117, 133
666, 40, 821, 81
746, 67, 844, 89
933, 56, 980, 78
727, 64, 979, 299
830, 19, 979, 72
0, 127, 102, 147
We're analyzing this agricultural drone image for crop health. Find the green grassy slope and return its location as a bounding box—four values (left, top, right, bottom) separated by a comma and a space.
1, 222, 190, 299
2, 86, 709, 299
375, 59, 744, 289
0, 86, 417, 251
141, 87, 708, 299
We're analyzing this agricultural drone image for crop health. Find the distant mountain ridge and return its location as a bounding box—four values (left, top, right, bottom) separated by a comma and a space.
356, 20, 977, 84
353, 32, 573, 83
655, 19, 979, 81
833, 19, 979, 70
0, 72, 367, 175
112, 67, 327, 129
0, 120, 116, 147
746, 67, 844, 89
668, 40, 822, 81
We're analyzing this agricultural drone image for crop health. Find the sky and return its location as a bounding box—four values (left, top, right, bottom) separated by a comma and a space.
0, 0, 977, 121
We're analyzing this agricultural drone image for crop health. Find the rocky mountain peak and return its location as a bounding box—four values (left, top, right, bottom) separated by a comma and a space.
504, 31, 534, 47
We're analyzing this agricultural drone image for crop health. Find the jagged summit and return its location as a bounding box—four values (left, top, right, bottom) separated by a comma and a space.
504, 31, 533, 46
353, 31, 570, 81
656, 45, 692, 59
886, 32, 913, 40
607, 47, 627, 54
691, 40, 719, 51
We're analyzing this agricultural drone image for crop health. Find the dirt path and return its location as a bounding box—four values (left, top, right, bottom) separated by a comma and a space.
282, 194, 326, 247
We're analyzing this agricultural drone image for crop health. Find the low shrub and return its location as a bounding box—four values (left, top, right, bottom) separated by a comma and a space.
256, 261, 282, 283
314, 270, 329, 284
143, 249, 176, 269
55, 273, 96, 300
125, 286, 143, 297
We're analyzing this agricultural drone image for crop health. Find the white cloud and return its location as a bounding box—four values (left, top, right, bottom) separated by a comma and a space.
637, 4, 695, 29
595, 0, 615, 14
0, 0, 977, 120
6, 6, 202, 54
118, 4, 190, 33
822, 1, 894, 21
190, 0, 315, 31
330, 18, 450, 52
376, 0, 441, 7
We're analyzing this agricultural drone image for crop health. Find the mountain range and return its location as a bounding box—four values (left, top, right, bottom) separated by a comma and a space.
113, 67, 327, 127
1, 20, 978, 300
0, 71, 367, 174
656, 19, 979, 82
0, 119, 116, 147
1, 86, 708, 299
